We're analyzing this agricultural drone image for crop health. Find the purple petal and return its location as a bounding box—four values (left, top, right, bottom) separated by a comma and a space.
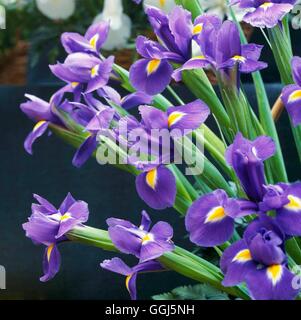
40, 245, 61, 282
275, 182, 301, 236
139, 105, 168, 130
167, 100, 210, 134
135, 166, 177, 210
108, 225, 142, 258
243, 4, 294, 28
72, 135, 98, 168
130, 58, 173, 95
59, 192, 77, 213
281, 84, 301, 127
245, 265, 299, 300
140, 240, 174, 263
140, 211, 152, 232
24, 121, 49, 155
185, 190, 235, 247
221, 240, 256, 286
100, 257, 132, 276
292, 56, 301, 86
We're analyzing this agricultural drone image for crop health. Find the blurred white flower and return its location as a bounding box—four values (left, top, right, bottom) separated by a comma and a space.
0, 5, 5, 29
93, 0, 132, 51
143, 0, 176, 13
200, 0, 246, 21
36, 0, 75, 20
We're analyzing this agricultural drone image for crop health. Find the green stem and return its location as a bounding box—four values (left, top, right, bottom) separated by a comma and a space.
67, 225, 250, 300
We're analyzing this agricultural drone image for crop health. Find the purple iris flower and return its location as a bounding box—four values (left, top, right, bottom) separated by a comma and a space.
129, 36, 174, 95
217, 21, 267, 74
185, 189, 258, 247
130, 6, 198, 95
231, 0, 297, 28
174, 19, 267, 82
20, 87, 69, 155
50, 53, 114, 94
133, 100, 210, 210
100, 257, 164, 300
221, 216, 299, 300
23, 193, 89, 282
60, 95, 116, 168
61, 21, 110, 55
173, 19, 267, 81
107, 211, 175, 263
226, 133, 276, 202
282, 57, 301, 127
260, 182, 301, 236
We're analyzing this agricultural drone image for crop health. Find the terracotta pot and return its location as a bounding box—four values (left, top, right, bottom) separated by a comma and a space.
0, 40, 29, 85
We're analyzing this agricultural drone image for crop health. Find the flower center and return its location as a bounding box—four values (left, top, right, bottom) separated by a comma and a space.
260, 2, 273, 10
141, 233, 154, 244
146, 168, 158, 190
33, 120, 47, 132
146, 59, 161, 75
193, 23, 203, 35
205, 206, 226, 224
267, 264, 283, 286
285, 195, 301, 211
289, 89, 301, 102
232, 55, 246, 63
91, 65, 100, 78
168, 111, 186, 128
159, 0, 166, 8
232, 249, 252, 263
89, 34, 99, 49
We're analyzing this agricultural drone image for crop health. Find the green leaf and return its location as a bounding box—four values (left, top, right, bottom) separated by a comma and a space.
152, 284, 230, 301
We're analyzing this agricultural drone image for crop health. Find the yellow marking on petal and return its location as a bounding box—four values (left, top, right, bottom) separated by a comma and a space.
146, 59, 161, 75
233, 55, 246, 63
232, 249, 252, 263
125, 275, 132, 291
142, 233, 154, 245
205, 206, 226, 224
71, 82, 79, 88
260, 2, 273, 9
146, 168, 158, 190
91, 65, 99, 78
193, 23, 203, 35
47, 244, 55, 262
267, 264, 283, 286
288, 90, 301, 102
60, 213, 71, 221
159, 0, 166, 8
284, 195, 301, 211
89, 34, 99, 49
168, 111, 186, 128
191, 55, 206, 60
33, 120, 47, 132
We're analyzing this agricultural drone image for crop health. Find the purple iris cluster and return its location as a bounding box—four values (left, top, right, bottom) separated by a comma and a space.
129, 7, 267, 95
101, 211, 174, 300
19, 2, 301, 301
186, 133, 301, 300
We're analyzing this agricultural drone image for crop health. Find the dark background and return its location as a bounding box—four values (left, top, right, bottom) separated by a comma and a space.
0, 83, 299, 300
